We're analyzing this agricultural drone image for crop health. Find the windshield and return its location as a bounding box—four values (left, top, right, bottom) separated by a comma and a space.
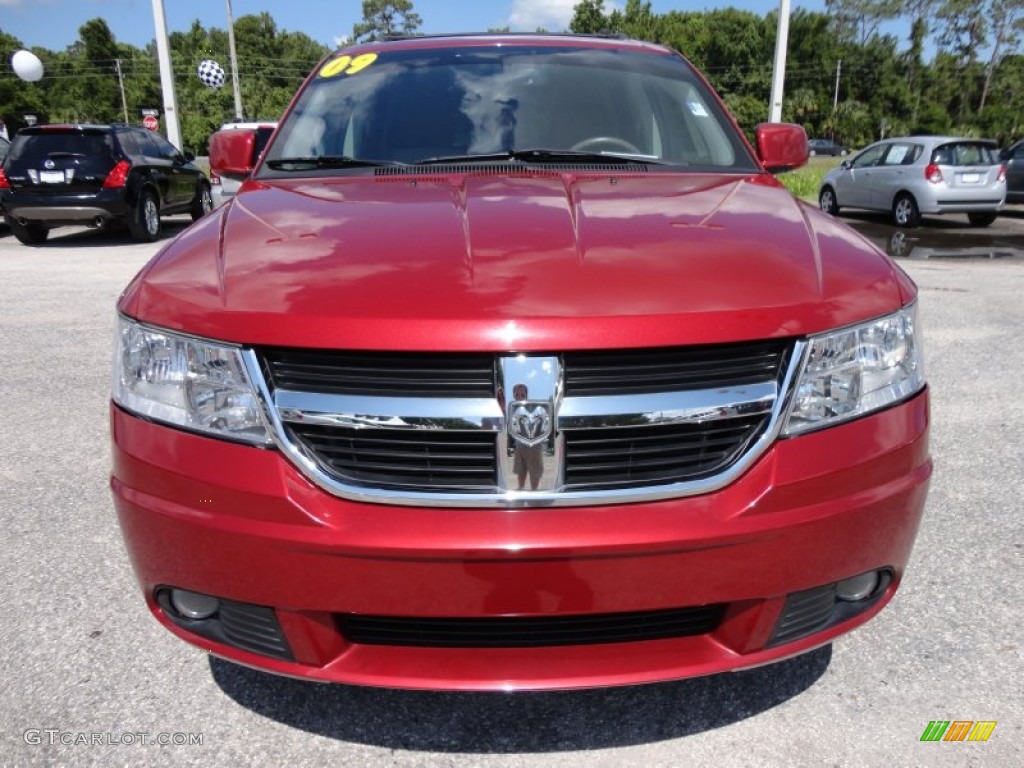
261, 44, 757, 173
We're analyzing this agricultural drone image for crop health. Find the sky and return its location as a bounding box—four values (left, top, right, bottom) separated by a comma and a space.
0, 0, 836, 52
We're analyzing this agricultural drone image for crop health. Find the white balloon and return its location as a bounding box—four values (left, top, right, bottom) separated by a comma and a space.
11, 49, 44, 82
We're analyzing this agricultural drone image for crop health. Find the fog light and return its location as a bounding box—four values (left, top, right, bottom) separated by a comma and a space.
169, 589, 220, 620
836, 571, 881, 602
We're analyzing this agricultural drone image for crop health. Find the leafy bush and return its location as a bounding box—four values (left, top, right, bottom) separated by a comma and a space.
776, 157, 841, 201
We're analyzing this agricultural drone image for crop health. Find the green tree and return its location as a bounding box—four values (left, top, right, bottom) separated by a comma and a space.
570, 0, 610, 34
352, 0, 422, 43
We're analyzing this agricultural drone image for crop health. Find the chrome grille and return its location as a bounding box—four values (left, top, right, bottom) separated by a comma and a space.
249, 338, 802, 507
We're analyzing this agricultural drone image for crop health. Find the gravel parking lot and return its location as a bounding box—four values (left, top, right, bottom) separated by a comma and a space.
0, 217, 1021, 766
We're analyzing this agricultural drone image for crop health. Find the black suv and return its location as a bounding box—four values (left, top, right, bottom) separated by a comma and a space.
0, 124, 212, 245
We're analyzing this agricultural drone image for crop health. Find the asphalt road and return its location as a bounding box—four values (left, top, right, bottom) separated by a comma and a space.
1, 215, 1021, 767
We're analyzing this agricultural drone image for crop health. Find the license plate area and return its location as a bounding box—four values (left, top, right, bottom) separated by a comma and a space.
959, 172, 981, 184
39, 170, 66, 184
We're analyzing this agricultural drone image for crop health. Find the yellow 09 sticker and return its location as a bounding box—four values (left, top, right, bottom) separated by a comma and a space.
319, 53, 379, 78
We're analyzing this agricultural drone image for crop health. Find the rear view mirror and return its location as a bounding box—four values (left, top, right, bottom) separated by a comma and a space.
754, 123, 809, 173
210, 128, 258, 181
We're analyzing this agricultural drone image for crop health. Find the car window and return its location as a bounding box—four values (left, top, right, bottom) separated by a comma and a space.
264, 45, 757, 170
881, 143, 922, 166
933, 142, 997, 166
851, 144, 887, 168
147, 132, 182, 161
117, 129, 141, 156
6, 130, 114, 167
0, 137, 9, 163
1013, 143, 1024, 160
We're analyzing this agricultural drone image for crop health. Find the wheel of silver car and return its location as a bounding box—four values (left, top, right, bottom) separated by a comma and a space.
819, 186, 839, 216
129, 190, 161, 242
967, 211, 997, 227
191, 181, 214, 221
892, 193, 920, 228
570, 136, 643, 155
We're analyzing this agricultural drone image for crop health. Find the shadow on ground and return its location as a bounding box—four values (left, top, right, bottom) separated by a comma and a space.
0, 217, 194, 248
210, 645, 831, 752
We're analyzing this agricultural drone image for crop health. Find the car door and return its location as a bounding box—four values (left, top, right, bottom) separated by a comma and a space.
834, 142, 888, 209
146, 131, 194, 208
131, 130, 177, 207
869, 142, 922, 209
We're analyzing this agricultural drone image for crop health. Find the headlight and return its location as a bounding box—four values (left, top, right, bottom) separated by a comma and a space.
112, 316, 271, 445
783, 304, 924, 435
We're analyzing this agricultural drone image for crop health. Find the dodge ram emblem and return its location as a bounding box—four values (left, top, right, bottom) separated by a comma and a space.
509, 401, 552, 447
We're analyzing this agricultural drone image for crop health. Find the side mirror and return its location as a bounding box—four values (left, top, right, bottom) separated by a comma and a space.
210, 128, 258, 181
183, 151, 196, 163
755, 122, 809, 173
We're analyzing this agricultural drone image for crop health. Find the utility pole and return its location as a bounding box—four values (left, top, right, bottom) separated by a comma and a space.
115, 58, 129, 124
226, 0, 244, 120
768, 0, 791, 122
833, 59, 842, 111
150, 0, 182, 149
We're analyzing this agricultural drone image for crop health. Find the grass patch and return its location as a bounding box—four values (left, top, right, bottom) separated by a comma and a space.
777, 156, 843, 202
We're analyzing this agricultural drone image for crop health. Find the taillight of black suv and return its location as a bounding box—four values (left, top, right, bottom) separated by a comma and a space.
0, 124, 213, 245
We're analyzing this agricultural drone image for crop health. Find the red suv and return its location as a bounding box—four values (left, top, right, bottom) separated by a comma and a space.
111, 34, 930, 691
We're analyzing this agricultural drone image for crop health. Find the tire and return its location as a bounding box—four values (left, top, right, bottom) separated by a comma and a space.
7, 217, 49, 245
129, 190, 161, 242
967, 211, 997, 227
191, 181, 214, 221
819, 186, 839, 216
892, 193, 920, 228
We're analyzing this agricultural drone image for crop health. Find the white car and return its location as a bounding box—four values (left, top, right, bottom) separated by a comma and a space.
209, 121, 277, 206
818, 136, 1006, 228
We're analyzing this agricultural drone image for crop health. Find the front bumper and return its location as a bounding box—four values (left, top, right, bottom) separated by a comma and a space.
111, 391, 930, 691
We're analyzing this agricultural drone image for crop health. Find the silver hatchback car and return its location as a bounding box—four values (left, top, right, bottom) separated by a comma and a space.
818, 136, 1006, 227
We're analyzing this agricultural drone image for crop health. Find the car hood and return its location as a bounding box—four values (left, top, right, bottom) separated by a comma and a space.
121, 172, 907, 350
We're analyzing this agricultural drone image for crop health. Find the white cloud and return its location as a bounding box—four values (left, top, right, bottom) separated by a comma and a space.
506, 0, 579, 32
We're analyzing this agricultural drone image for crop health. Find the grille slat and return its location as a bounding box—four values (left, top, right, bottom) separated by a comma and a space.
261, 349, 495, 397
288, 424, 498, 490
339, 604, 724, 647
564, 341, 789, 396
564, 418, 768, 488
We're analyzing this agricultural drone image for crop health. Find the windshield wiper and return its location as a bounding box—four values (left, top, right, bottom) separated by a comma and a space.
416, 149, 663, 166
264, 155, 405, 170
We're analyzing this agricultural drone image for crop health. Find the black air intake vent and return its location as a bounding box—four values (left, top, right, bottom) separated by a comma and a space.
339, 604, 725, 647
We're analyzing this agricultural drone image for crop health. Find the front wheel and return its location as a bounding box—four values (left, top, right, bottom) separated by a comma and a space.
819, 186, 839, 216
892, 194, 920, 228
191, 181, 214, 221
967, 211, 997, 227
129, 190, 161, 242
7, 217, 49, 245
